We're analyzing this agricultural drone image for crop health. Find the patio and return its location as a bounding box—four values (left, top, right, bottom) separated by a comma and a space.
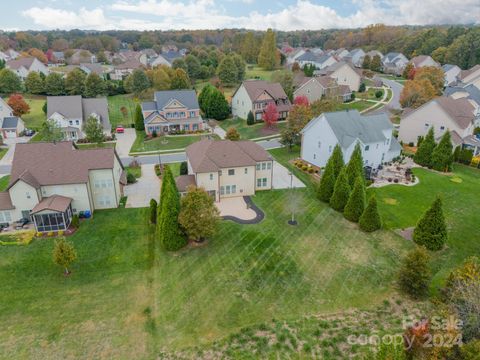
370, 157, 419, 188
216, 197, 260, 223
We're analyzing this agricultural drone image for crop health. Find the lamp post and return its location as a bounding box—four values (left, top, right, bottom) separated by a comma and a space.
288, 170, 297, 226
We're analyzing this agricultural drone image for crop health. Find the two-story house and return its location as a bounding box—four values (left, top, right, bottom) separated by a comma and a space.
314, 61, 362, 92
442, 64, 462, 86
0, 142, 126, 231
176, 139, 273, 202
410, 55, 440, 69
398, 96, 478, 148
47, 96, 111, 141
382, 52, 409, 75
301, 110, 401, 169
231, 80, 292, 121
141, 90, 203, 135
6, 57, 49, 79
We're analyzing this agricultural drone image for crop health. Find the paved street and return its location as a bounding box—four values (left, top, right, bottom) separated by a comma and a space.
376, 77, 404, 110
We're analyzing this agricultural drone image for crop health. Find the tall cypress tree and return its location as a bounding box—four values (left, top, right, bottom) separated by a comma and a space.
257, 29, 278, 70
413, 197, 447, 251
431, 131, 453, 172
346, 142, 364, 188
317, 144, 344, 203
359, 196, 381, 232
414, 127, 435, 168
134, 103, 145, 131
330, 167, 350, 212
344, 176, 366, 222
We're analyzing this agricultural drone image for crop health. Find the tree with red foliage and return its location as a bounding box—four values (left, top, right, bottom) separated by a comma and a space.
7, 94, 30, 117
293, 95, 309, 107
262, 102, 278, 128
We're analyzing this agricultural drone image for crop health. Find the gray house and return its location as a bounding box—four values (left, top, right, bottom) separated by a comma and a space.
382, 52, 409, 75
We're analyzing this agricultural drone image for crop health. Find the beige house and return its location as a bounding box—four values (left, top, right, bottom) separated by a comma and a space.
6, 57, 49, 79
457, 65, 480, 88
410, 55, 439, 69
398, 97, 477, 144
0, 142, 126, 231
314, 61, 361, 92
176, 139, 273, 202
231, 80, 292, 121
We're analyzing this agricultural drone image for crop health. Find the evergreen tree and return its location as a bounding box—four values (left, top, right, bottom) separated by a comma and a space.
346, 142, 364, 188
65, 68, 86, 95
217, 55, 238, 86
241, 31, 258, 64
370, 55, 382, 72
398, 246, 431, 299
431, 131, 453, 172
84, 116, 105, 143
149, 199, 157, 224
44, 72, 65, 95
207, 88, 229, 120
198, 84, 212, 116
24, 71, 45, 94
257, 28, 278, 70
247, 110, 254, 125
330, 167, 350, 212
359, 196, 382, 232
317, 144, 344, 202
362, 55, 371, 69
344, 176, 366, 222
414, 127, 435, 167
84, 73, 106, 98
413, 197, 447, 251
158, 165, 186, 251
134, 103, 145, 131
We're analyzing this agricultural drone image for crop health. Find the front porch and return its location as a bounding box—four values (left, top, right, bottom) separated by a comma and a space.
146, 121, 204, 135
30, 195, 73, 232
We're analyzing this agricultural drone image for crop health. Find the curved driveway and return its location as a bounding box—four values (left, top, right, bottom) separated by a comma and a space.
376, 76, 404, 110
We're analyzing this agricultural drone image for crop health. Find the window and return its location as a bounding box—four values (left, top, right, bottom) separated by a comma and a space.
225, 185, 231, 194
0, 211, 11, 222
425, 123, 429, 127
193, 124, 198, 130
257, 178, 267, 187
26, 192, 31, 199
190, 111, 195, 117
228, 169, 235, 176
313, 154, 316, 159
184, 124, 190, 131
440, 126, 445, 130
219, 170, 222, 176
267, 162, 271, 170
318, 141, 321, 148
257, 178, 261, 187
209, 173, 213, 180
231, 185, 236, 194
244, 168, 248, 174
256, 163, 260, 170
220, 186, 225, 195
329, 145, 332, 152
365, 145, 370, 151
261, 163, 266, 170
75, 120, 79, 125
376, 144, 379, 149
262, 178, 267, 187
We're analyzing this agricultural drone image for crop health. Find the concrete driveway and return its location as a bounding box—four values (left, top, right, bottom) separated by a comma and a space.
124, 164, 161, 208
115, 128, 136, 158
272, 161, 305, 189
0, 136, 30, 166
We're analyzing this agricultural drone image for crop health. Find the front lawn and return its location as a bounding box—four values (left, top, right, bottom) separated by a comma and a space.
0, 147, 8, 161
130, 131, 219, 153
218, 118, 286, 139
338, 100, 374, 112
245, 65, 277, 81
76, 142, 116, 150
0, 174, 10, 191
107, 94, 138, 129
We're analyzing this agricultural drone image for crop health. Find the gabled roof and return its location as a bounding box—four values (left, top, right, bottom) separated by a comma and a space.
411, 55, 434, 67
458, 65, 480, 81
0, 192, 14, 210
186, 139, 272, 173
82, 98, 110, 130
47, 95, 83, 119
115, 58, 143, 70
6, 57, 37, 70
8, 142, 119, 188
80, 63, 104, 75
442, 64, 459, 72
31, 195, 73, 214
153, 90, 199, 110
302, 110, 392, 149
239, 80, 289, 101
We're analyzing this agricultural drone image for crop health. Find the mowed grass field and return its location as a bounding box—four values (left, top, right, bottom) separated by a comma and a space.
1, 94, 47, 130
107, 94, 138, 129
218, 118, 286, 139
130, 131, 219, 153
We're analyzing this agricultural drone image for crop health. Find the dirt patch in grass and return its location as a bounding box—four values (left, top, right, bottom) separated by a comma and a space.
383, 198, 398, 205
259, 126, 282, 137
450, 176, 463, 183
395, 227, 414, 241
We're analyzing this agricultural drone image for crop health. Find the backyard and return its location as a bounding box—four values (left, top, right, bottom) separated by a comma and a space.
2, 94, 47, 130
107, 94, 138, 129
130, 131, 219, 153
218, 118, 286, 139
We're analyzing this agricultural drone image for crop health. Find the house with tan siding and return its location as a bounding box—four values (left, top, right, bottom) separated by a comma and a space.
314, 61, 362, 92
0, 142, 126, 231
410, 55, 440, 69
176, 139, 273, 202
457, 65, 480, 88
6, 57, 49, 79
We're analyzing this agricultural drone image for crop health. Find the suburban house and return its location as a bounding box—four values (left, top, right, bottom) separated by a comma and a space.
348, 48, 366, 68
444, 83, 480, 108
79, 63, 106, 78
111, 59, 144, 80
0, 98, 25, 138
314, 61, 362, 92
398, 96, 479, 147
141, 90, 203, 135
293, 76, 352, 103
301, 110, 401, 169
0, 142, 126, 231
286, 48, 307, 66
410, 55, 439, 69
6, 57, 49, 79
334, 48, 350, 59
149, 50, 184, 67
176, 139, 273, 202
52, 51, 65, 64
231, 80, 292, 121
67, 49, 96, 65
296, 52, 338, 70
382, 52, 409, 75
115, 50, 148, 66
0, 49, 20, 61
457, 65, 480, 88
47, 96, 111, 141
365, 50, 383, 59
443, 64, 462, 86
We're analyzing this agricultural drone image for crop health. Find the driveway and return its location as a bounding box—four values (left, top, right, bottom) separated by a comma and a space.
0, 136, 30, 166
124, 164, 160, 208
272, 161, 305, 189
376, 77, 404, 110
115, 128, 136, 158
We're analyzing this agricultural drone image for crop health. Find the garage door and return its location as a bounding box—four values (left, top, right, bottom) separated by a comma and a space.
5, 130, 16, 138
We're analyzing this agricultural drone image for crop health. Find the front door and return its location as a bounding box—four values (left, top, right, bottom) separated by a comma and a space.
21, 210, 30, 220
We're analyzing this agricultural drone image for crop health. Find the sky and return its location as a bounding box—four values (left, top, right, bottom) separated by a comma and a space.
2, 0, 479, 31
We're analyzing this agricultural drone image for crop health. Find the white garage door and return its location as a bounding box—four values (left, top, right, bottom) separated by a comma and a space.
4, 130, 16, 138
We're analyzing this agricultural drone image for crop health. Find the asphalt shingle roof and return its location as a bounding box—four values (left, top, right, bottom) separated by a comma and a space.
1, 116, 19, 129
153, 90, 199, 110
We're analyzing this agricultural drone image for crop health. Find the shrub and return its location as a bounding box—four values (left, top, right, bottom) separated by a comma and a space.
152, 130, 157, 138
308, 168, 314, 173
58, 230, 64, 236
359, 196, 381, 232
398, 246, 431, 299
149, 199, 157, 224
36, 232, 43, 237
413, 197, 447, 251
358, 83, 366, 92
247, 111, 255, 125
127, 172, 136, 184
375, 90, 383, 99
180, 161, 188, 175
71, 215, 79, 228
47, 231, 54, 237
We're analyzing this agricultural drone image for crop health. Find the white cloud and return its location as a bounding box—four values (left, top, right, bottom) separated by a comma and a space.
20, 0, 480, 31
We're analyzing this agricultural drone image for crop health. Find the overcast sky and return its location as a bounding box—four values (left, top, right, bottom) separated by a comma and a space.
3, 0, 480, 31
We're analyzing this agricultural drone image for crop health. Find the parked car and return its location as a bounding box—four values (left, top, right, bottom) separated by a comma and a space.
24, 129, 35, 136
116, 125, 125, 134
14, 218, 30, 229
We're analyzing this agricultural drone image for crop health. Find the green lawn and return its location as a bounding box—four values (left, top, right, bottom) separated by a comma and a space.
218, 118, 286, 139
338, 100, 373, 112
0, 174, 10, 191
15, 95, 46, 130
372, 164, 480, 291
76, 142, 116, 150
0, 147, 8, 161
107, 94, 138, 129
245, 65, 277, 81
130, 131, 219, 153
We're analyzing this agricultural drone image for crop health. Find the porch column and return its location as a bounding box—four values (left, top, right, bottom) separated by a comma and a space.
61, 212, 66, 230
32, 214, 38, 231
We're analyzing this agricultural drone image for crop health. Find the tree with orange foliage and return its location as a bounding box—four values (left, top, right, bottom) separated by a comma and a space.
400, 79, 436, 109
27, 48, 48, 64
262, 102, 278, 128
414, 66, 445, 95
7, 94, 30, 117
293, 95, 309, 107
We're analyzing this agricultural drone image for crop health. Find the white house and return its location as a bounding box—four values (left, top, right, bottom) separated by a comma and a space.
47, 96, 111, 141
0, 142, 126, 231
442, 64, 461, 86
382, 52, 409, 75
6, 57, 49, 79
349, 48, 366, 68
296, 51, 338, 70
314, 61, 362, 92
301, 110, 401, 169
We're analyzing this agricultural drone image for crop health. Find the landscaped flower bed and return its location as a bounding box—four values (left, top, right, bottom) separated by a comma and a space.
292, 159, 320, 176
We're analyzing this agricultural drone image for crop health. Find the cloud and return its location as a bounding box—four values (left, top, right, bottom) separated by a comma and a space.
20, 0, 480, 31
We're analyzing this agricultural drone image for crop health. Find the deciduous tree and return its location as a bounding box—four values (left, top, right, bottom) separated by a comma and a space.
258, 29, 278, 70
84, 73, 106, 98
293, 95, 309, 107
400, 79, 436, 108
44, 72, 65, 95
414, 66, 444, 95
7, 94, 30, 116
24, 71, 45, 94
217, 55, 238, 86
170, 68, 190, 90
39, 119, 63, 142
262, 102, 278, 128
53, 238, 77, 275
84, 115, 105, 143
413, 197, 447, 251
125, 69, 150, 95
0, 69, 22, 94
